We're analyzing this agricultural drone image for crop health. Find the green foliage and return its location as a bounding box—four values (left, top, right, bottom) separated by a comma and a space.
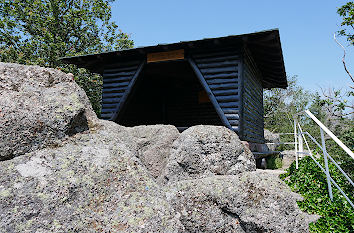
280, 156, 354, 233
326, 126, 354, 181
266, 75, 354, 232
0, 0, 134, 115
265, 154, 282, 169
264, 76, 312, 147
337, 1, 354, 46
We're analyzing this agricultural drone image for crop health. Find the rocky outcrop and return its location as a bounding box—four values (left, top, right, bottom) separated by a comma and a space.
128, 125, 180, 178
160, 125, 256, 183
0, 62, 97, 161
166, 171, 316, 233
0, 121, 183, 232
0, 63, 317, 232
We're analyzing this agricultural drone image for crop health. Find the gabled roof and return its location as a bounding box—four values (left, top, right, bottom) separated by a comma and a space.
61, 29, 287, 88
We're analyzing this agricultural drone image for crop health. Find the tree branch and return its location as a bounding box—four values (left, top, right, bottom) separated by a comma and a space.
334, 33, 354, 89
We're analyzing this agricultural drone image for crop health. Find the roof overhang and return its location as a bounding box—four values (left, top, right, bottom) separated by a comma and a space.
61, 29, 287, 88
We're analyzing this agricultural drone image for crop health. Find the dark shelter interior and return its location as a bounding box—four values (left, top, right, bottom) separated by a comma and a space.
117, 60, 223, 129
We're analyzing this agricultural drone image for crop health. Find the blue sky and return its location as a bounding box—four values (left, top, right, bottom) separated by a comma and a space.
111, 0, 353, 93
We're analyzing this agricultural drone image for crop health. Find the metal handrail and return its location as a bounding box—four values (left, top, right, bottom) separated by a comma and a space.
303, 110, 354, 159
302, 132, 354, 187
293, 110, 354, 208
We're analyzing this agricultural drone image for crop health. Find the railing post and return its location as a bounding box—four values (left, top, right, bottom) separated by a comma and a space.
299, 131, 303, 155
320, 128, 333, 201
294, 118, 298, 169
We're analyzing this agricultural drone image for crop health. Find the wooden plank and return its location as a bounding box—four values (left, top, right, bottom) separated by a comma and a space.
219, 102, 239, 108
100, 113, 113, 118
147, 49, 184, 63
213, 89, 238, 96
225, 113, 240, 120
102, 98, 121, 104
228, 120, 239, 126
103, 71, 136, 77
102, 92, 125, 98
194, 55, 239, 64
103, 81, 131, 88
207, 78, 238, 85
215, 95, 239, 102
104, 66, 138, 74
200, 66, 238, 75
192, 50, 237, 59
105, 60, 140, 69
209, 83, 238, 90
204, 72, 238, 79
102, 81, 130, 89
196, 60, 238, 69
188, 58, 232, 130
102, 103, 118, 109
103, 86, 128, 93
103, 76, 132, 84
223, 108, 239, 114
101, 109, 116, 114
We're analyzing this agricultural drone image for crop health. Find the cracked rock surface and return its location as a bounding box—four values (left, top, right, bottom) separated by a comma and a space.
0, 63, 317, 232
0, 62, 97, 161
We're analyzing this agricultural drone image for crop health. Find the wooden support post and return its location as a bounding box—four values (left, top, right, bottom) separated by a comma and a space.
188, 57, 232, 130
110, 60, 146, 121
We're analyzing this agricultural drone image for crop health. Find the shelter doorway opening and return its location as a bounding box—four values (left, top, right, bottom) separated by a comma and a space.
116, 60, 223, 130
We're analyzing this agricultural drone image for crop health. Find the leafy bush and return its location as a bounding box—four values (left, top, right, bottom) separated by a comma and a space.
266, 154, 283, 169
280, 156, 354, 232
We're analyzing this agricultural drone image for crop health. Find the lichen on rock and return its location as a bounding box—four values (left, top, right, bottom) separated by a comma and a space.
0, 63, 318, 232
0, 62, 97, 161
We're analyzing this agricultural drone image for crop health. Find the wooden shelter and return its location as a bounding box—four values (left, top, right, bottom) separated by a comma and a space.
62, 29, 287, 143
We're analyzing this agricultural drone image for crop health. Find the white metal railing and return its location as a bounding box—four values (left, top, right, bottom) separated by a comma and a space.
293, 110, 354, 208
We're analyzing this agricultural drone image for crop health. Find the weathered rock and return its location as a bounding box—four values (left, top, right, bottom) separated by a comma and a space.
0, 63, 318, 232
128, 125, 180, 178
0, 120, 183, 232
0, 62, 97, 161
160, 125, 256, 183
264, 129, 280, 151
166, 170, 318, 233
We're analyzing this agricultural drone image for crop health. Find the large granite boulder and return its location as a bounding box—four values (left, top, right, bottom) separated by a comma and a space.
0, 121, 183, 232
166, 171, 318, 233
0, 62, 97, 161
128, 125, 180, 178
0, 63, 317, 232
160, 125, 256, 183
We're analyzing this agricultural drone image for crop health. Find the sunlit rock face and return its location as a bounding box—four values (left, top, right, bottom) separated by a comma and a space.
159, 125, 256, 184
0, 120, 184, 232
0, 63, 317, 232
0, 62, 97, 161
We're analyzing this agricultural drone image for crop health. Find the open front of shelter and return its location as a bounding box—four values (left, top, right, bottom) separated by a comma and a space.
62, 29, 287, 144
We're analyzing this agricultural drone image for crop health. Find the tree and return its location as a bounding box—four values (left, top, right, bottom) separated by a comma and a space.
324, 1, 354, 116
0, 0, 133, 115
337, 1, 354, 46
264, 76, 312, 132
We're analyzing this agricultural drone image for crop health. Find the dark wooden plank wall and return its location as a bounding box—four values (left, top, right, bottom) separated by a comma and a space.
101, 60, 142, 120
191, 47, 241, 133
242, 48, 265, 143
